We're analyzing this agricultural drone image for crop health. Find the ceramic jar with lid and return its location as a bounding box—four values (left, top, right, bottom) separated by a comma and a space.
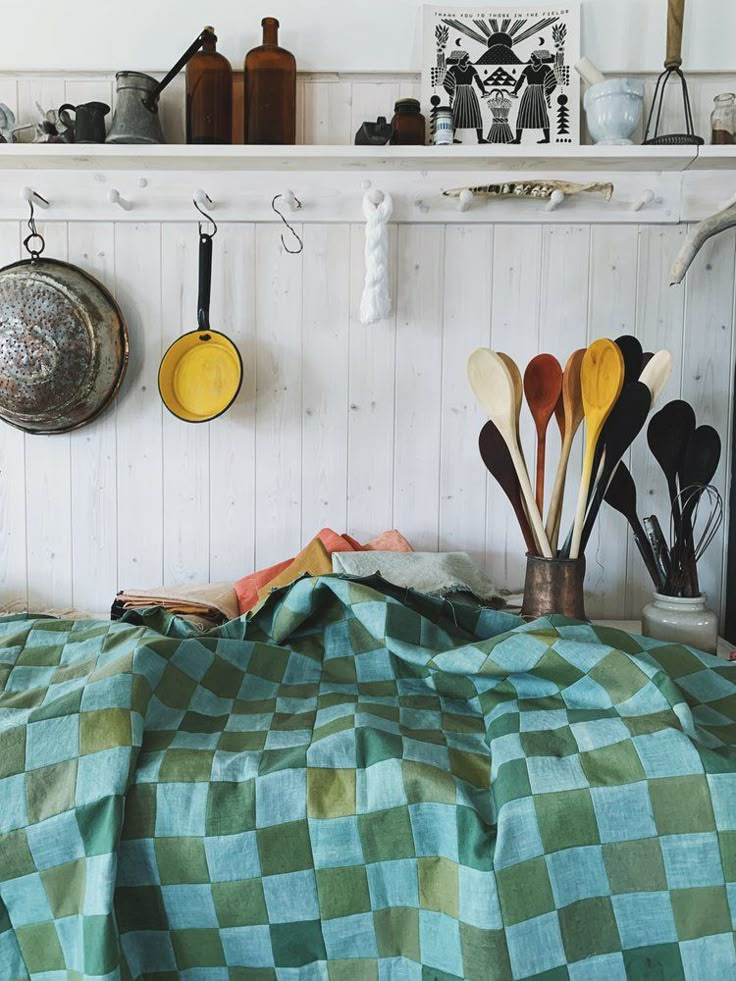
641, 592, 718, 655
390, 98, 426, 145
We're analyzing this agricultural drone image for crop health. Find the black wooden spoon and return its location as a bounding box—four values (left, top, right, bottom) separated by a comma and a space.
647, 399, 696, 530
479, 420, 537, 554
615, 335, 644, 386
604, 462, 664, 589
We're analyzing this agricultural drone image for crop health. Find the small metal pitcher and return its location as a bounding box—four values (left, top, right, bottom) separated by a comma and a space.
521, 554, 588, 621
106, 73, 165, 144
58, 101, 110, 143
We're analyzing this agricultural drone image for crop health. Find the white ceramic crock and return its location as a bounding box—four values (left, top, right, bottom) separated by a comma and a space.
584, 78, 645, 145
641, 593, 719, 655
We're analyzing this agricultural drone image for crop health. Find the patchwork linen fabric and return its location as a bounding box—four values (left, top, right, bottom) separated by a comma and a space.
0, 575, 734, 979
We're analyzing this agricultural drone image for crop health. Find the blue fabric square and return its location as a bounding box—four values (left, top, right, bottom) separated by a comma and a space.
263, 869, 319, 923
458, 866, 502, 929
357, 758, 406, 813
306, 729, 356, 768
527, 754, 589, 794
55, 913, 84, 972
561, 675, 613, 711
211, 750, 260, 783
634, 729, 704, 778
707, 774, 736, 830
309, 816, 364, 869
117, 839, 161, 886
264, 728, 311, 749
509, 674, 558, 698
355, 649, 393, 681
27, 810, 85, 870
402, 738, 450, 770
506, 911, 566, 978
190, 686, 233, 717
590, 782, 657, 842
728, 883, 736, 928
409, 803, 459, 862
367, 859, 419, 909
611, 891, 676, 948
520, 709, 569, 732
2, 873, 53, 926
255, 768, 306, 828
282, 651, 322, 685
568, 952, 627, 980
490, 734, 524, 779
322, 911, 378, 959
170, 639, 214, 681
205, 831, 260, 882
0, 774, 27, 833
419, 910, 462, 977
76, 748, 132, 805
155, 782, 208, 837
546, 845, 609, 908
678, 669, 734, 703
25, 715, 79, 769
680, 934, 736, 981
121, 931, 177, 975
80, 674, 133, 711
489, 634, 549, 671
660, 833, 724, 888
162, 884, 218, 928
221, 925, 276, 968
82, 853, 116, 915
570, 718, 630, 752
617, 682, 669, 717
553, 637, 610, 672
494, 796, 544, 870
7, 665, 55, 690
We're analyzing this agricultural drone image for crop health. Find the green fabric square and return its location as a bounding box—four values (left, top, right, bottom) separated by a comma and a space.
671, 886, 732, 941
316, 865, 370, 919
270, 919, 327, 967
493, 758, 532, 808
307, 767, 356, 819
721, 831, 736, 880
0, 829, 35, 879
418, 856, 458, 917
248, 645, 288, 683
154, 837, 210, 884
590, 652, 648, 702
649, 776, 716, 835
328, 959, 378, 981
257, 820, 313, 876
448, 749, 489, 789
356, 728, 402, 768
41, 858, 86, 918
272, 710, 316, 731
206, 780, 256, 835
496, 856, 555, 925
358, 806, 415, 864
374, 907, 420, 960
115, 886, 168, 932
623, 944, 685, 981
558, 896, 621, 963
80, 709, 132, 755
349, 617, 383, 654
76, 797, 123, 856
460, 924, 511, 981
181, 711, 229, 734
259, 746, 309, 775
155, 663, 197, 709
0, 727, 25, 778
218, 730, 267, 752
172, 929, 226, 969
603, 838, 667, 893
18, 642, 64, 666
159, 748, 214, 782
16, 921, 65, 972
536, 789, 599, 851
487, 711, 520, 740
325, 656, 357, 684
201, 658, 244, 699
402, 760, 456, 806
26, 758, 78, 823
120, 782, 157, 839
520, 727, 577, 758
212, 880, 268, 927
580, 740, 646, 787
537, 648, 585, 688
457, 805, 494, 871
83, 914, 117, 975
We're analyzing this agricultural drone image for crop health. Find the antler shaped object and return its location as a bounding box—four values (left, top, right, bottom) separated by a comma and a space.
671, 200, 736, 284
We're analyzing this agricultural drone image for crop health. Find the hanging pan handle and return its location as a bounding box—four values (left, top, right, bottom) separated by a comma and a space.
665, 0, 685, 69
197, 232, 212, 332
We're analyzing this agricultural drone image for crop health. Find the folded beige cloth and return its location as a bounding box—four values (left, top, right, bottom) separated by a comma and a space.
117, 581, 240, 624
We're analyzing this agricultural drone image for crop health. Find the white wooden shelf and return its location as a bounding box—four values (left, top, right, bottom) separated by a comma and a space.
689, 145, 736, 170
0, 142, 699, 173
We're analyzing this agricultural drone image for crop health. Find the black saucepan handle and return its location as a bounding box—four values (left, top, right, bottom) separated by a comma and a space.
197, 233, 212, 331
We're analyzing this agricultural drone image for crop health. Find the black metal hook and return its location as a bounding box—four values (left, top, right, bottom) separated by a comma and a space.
193, 194, 217, 237
272, 193, 303, 255
23, 197, 46, 261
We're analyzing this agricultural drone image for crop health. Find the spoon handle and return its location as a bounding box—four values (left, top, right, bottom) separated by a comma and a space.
546, 431, 573, 552
570, 430, 598, 560
507, 438, 553, 558
535, 434, 546, 512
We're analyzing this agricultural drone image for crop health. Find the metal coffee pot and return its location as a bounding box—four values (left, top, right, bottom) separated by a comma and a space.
107, 28, 215, 144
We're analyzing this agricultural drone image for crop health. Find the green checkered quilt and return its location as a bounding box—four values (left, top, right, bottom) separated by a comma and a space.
0, 574, 735, 980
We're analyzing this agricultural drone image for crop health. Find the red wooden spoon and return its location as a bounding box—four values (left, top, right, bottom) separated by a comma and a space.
523, 354, 563, 513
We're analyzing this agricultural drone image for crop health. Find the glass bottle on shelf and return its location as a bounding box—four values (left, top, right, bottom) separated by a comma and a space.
711, 93, 735, 145
186, 27, 233, 145
390, 98, 426, 145
244, 17, 296, 145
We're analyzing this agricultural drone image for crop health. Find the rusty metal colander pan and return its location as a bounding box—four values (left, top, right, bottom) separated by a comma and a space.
0, 258, 128, 434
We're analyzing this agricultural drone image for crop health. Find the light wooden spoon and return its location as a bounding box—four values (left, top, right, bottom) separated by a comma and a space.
524, 354, 563, 512
639, 350, 673, 408
467, 348, 553, 557
545, 348, 586, 551
569, 339, 625, 560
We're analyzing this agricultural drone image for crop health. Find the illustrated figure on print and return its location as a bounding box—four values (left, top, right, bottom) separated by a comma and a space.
484, 88, 514, 143
442, 48, 488, 143
511, 48, 557, 143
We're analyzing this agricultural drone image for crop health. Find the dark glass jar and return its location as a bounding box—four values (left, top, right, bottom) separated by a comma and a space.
390, 98, 426, 146
186, 27, 233, 145
244, 17, 296, 145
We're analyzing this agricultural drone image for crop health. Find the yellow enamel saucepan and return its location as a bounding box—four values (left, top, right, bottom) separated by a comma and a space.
159, 224, 242, 423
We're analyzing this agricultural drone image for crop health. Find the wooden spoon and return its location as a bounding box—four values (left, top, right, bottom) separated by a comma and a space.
647, 399, 696, 531
467, 348, 552, 557
570, 339, 625, 559
498, 352, 524, 456
639, 350, 673, 407
478, 420, 536, 553
604, 462, 664, 590
523, 354, 563, 512
640, 352, 655, 373
615, 335, 644, 386
545, 348, 586, 551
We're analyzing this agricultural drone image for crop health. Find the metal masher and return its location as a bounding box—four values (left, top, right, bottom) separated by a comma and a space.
643, 0, 703, 145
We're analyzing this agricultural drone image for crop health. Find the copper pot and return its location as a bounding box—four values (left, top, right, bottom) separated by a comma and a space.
521, 554, 588, 621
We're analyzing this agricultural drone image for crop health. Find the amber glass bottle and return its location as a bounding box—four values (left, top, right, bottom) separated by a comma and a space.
244, 17, 296, 145
186, 27, 233, 144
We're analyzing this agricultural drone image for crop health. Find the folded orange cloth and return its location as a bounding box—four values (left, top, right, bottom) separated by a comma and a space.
256, 537, 332, 605
363, 530, 413, 552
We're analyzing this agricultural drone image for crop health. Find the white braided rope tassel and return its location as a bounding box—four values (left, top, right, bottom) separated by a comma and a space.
360, 190, 394, 325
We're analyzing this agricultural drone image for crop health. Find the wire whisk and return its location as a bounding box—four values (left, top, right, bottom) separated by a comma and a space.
667, 483, 723, 595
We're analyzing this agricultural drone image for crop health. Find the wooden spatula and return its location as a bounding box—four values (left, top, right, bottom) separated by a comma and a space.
614, 334, 644, 386
467, 348, 553, 557
523, 354, 563, 512
569, 339, 625, 559
478, 420, 536, 553
639, 350, 673, 407
545, 348, 586, 551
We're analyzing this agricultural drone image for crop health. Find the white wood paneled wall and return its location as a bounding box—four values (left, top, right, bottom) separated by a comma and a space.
0, 72, 734, 625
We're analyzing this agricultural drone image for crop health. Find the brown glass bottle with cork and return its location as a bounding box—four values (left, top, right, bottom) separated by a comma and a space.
244, 17, 296, 144
186, 27, 233, 144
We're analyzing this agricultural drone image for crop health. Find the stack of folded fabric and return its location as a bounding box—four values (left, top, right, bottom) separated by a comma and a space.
112, 581, 240, 630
